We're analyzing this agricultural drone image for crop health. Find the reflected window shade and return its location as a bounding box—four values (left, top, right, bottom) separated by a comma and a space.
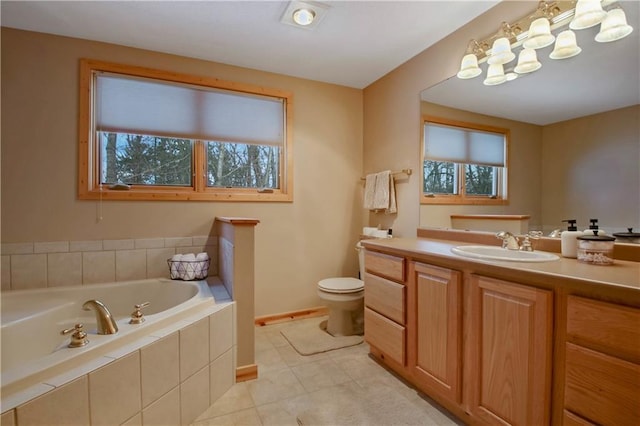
424, 123, 505, 167
96, 74, 284, 146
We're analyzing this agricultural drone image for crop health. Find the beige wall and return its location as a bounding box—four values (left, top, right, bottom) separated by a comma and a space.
541, 105, 640, 232
1, 28, 364, 317
363, 1, 537, 237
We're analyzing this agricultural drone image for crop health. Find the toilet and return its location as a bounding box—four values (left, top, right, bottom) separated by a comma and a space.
317, 241, 366, 336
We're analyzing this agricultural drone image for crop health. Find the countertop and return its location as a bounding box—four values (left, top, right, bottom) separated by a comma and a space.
361, 237, 640, 292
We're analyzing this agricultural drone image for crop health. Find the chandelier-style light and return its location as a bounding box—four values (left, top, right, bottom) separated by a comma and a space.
456, 0, 634, 86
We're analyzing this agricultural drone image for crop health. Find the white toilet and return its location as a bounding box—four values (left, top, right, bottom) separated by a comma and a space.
317, 242, 366, 337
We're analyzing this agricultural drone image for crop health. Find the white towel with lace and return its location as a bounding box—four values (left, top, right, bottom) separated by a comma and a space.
364, 171, 397, 213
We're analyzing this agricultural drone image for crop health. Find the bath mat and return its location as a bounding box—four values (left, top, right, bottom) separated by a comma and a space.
281, 318, 363, 356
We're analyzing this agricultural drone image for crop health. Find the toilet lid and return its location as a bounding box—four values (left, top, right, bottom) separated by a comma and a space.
318, 278, 364, 294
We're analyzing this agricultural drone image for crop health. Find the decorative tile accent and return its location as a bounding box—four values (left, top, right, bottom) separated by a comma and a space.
11, 254, 47, 290
193, 236, 217, 246
120, 413, 142, 426
180, 317, 210, 381
103, 239, 135, 251
69, 240, 103, 252
47, 252, 82, 287
2, 255, 11, 291
141, 333, 180, 408
1, 242, 34, 255
164, 237, 193, 248
34, 241, 69, 254
16, 377, 89, 426
115, 249, 147, 281
89, 353, 141, 426
82, 251, 115, 285
134, 238, 165, 249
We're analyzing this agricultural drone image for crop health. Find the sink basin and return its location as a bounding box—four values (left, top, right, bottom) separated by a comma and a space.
451, 245, 559, 262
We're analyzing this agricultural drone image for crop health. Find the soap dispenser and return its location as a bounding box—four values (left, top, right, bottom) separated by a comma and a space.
561, 219, 583, 258
583, 218, 606, 236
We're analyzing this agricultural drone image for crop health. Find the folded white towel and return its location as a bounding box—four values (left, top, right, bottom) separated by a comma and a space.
196, 252, 209, 261
182, 253, 196, 261
171, 254, 183, 261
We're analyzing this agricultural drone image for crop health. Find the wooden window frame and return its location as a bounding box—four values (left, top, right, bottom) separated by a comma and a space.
421, 116, 509, 205
78, 59, 294, 202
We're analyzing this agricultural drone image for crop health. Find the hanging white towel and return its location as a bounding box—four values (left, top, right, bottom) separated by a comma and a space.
363, 173, 377, 209
363, 170, 397, 213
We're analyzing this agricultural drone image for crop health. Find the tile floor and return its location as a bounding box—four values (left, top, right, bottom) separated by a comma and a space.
192, 316, 463, 426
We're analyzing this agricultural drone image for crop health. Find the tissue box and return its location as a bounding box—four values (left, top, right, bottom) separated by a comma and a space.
167, 258, 210, 280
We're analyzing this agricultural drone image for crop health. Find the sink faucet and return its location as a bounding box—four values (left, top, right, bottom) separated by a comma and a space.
496, 231, 543, 251
496, 231, 520, 250
82, 300, 118, 335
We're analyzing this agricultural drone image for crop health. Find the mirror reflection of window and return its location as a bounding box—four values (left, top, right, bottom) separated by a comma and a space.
422, 117, 508, 205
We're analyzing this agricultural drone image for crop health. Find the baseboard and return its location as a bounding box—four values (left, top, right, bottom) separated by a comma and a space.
236, 364, 258, 382
254, 306, 329, 327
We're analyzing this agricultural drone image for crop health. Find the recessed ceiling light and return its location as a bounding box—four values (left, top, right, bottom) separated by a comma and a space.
281, 1, 328, 30
292, 8, 315, 26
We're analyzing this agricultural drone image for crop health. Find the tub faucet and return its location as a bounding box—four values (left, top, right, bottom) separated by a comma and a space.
82, 300, 118, 335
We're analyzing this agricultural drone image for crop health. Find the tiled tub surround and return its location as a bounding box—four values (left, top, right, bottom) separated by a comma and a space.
0, 280, 236, 426
1, 235, 218, 291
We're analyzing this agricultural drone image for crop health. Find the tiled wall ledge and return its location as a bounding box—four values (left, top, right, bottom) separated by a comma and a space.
1, 303, 235, 426
1, 236, 218, 291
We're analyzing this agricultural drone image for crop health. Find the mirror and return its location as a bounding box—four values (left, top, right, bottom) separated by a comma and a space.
419, 1, 639, 235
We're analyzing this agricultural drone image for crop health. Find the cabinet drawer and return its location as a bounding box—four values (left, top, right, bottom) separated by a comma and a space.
364, 250, 405, 282
364, 273, 405, 324
364, 307, 405, 365
564, 342, 640, 426
567, 295, 640, 363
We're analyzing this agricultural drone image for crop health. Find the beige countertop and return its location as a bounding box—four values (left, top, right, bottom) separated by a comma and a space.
361, 237, 640, 292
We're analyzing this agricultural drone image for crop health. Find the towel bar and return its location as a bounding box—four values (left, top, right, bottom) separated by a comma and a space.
360, 168, 412, 180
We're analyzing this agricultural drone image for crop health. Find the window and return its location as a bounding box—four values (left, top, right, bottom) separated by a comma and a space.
422, 116, 509, 205
79, 59, 293, 201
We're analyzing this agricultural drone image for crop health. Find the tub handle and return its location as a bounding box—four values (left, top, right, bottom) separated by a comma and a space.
129, 302, 150, 324
60, 323, 89, 348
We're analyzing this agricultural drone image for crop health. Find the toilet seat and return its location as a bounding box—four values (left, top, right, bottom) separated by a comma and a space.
318, 277, 364, 294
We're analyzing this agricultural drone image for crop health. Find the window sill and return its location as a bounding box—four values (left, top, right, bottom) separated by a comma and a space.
420, 195, 508, 206
78, 188, 293, 202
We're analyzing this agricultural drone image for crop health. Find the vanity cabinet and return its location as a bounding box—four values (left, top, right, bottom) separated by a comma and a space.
563, 296, 640, 425
407, 262, 462, 403
469, 275, 553, 426
363, 250, 406, 366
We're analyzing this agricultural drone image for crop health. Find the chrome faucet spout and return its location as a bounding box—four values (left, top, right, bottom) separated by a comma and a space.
82, 299, 118, 335
495, 231, 520, 250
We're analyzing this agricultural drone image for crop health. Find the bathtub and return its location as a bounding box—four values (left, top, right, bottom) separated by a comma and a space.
1, 278, 230, 412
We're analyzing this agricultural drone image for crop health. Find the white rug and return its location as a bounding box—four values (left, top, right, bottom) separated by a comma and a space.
280, 318, 363, 356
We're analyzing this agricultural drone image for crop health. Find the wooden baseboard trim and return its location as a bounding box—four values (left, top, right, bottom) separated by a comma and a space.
254, 306, 329, 326
236, 364, 258, 382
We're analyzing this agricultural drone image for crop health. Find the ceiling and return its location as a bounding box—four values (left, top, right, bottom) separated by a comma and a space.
422, 1, 640, 125
0, 0, 500, 89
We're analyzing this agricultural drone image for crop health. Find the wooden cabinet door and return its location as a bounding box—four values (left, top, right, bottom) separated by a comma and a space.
469, 275, 553, 426
408, 262, 461, 403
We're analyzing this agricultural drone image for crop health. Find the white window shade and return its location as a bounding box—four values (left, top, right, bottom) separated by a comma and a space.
96, 74, 284, 146
424, 122, 505, 167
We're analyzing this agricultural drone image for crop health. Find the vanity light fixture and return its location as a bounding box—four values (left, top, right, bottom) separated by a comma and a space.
596, 8, 634, 42
570, 0, 607, 30
455, 0, 634, 85
280, 1, 328, 30
549, 30, 582, 59
514, 48, 542, 73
